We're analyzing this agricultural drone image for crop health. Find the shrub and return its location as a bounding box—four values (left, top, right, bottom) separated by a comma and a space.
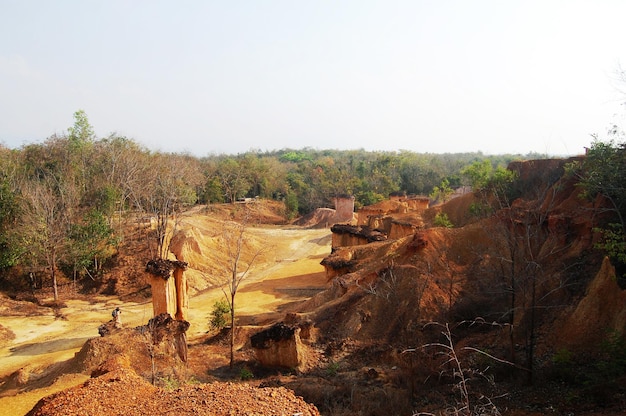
326, 361, 340, 377
550, 348, 575, 381
434, 212, 454, 228
596, 330, 626, 378
468, 202, 492, 218
209, 300, 231, 331
159, 375, 180, 390
240, 367, 254, 380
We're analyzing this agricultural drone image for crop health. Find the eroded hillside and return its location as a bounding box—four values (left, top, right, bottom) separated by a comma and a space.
3, 159, 626, 416
302, 157, 625, 414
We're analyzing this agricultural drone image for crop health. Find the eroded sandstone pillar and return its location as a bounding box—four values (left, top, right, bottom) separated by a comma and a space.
173, 266, 188, 321
146, 259, 188, 320
147, 274, 170, 317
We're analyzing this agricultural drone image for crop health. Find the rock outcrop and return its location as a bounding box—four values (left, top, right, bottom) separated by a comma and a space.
145, 259, 188, 320
251, 323, 304, 369
330, 224, 386, 249
559, 257, 626, 353
77, 312, 190, 377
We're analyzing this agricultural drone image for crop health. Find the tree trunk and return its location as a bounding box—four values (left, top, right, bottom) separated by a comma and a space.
527, 274, 537, 385
52, 248, 59, 302
509, 259, 516, 365
230, 291, 235, 368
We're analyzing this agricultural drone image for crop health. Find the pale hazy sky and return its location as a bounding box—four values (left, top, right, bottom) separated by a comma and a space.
1, 1, 626, 156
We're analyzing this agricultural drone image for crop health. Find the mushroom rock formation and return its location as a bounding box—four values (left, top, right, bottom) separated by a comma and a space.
145, 259, 188, 320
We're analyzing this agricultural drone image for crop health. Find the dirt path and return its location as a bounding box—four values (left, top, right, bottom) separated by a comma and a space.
0, 226, 331, 415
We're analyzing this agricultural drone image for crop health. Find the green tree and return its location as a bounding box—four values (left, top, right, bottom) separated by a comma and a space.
204, 176, 225, 204
0, 175, 21, 271
284, 190, 299, 219
574, 139, 626, 276
67, 110, 96, 200
209, 300, 231, 330
68, 109, 95, 147
462, 160, 517, 210
430, 178, 454, 204
433, 212, 454, 228
576, 139, 626, 227
66, 209, 117, 284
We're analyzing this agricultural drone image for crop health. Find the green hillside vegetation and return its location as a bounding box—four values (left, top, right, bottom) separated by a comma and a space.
0, 111, 547, 297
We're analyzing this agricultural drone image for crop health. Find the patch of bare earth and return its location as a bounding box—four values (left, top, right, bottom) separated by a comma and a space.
27, 366, 319, 416
0, 201, 330, 415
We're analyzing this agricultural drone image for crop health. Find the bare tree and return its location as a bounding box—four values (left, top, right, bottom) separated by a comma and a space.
133, 153, 202, 260
407, 322, 503, 416
91, 135, 148, 234
217, 157, 252, 204
477, 167, 582, 383
220, 204, 263, 367
21, 174, 75, 302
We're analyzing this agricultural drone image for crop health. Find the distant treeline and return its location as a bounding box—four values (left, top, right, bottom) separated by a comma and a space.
206, 147, 545, 214
0, 111, 546, 289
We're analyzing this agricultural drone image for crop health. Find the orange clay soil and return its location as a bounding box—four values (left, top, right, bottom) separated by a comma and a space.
0, 203, 331, 416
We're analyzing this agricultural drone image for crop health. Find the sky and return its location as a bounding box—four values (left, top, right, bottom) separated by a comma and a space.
1, 1, 626, 157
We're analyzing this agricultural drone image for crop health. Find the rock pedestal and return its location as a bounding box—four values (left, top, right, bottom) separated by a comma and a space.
251, 323, 303, 369
145, 259, 188, 320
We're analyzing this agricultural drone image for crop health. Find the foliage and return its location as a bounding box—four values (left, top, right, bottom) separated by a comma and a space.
0, 177, 21, 270
577, 139, 626, 219
0, 110, 547, 293
434, 212, 454, 228
239, 367, 254, 380
203, 176, 224, 204
430, 178, 454, 203
159, 375, 180, 390
325, 361, 340, 377
355, 190, 385, 209
593, 223, 626, 265
578, 139, 626, 275
461, 159, 518, 208
550, 348, 575, 381
468, 201, 492, 218
462, 160, 494, 190
552, 348, 573, 366
217, 158, 252, 203
68, 109, 95, 147
65, 209, 118, 279
279, 150, 312, 163
595, 330, 626, 379
283, 190, 299, 219
209, 300, 231, 330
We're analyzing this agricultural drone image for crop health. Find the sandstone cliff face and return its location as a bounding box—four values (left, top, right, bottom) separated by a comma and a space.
330, 224, 386, 250
559, 257, 626, 353
313, 156, 609, 361
357, 197, 429, 226
388, 220, 415, 240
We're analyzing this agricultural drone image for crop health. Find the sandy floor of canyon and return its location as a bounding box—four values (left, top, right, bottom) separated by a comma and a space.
0, 222, 331, 416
